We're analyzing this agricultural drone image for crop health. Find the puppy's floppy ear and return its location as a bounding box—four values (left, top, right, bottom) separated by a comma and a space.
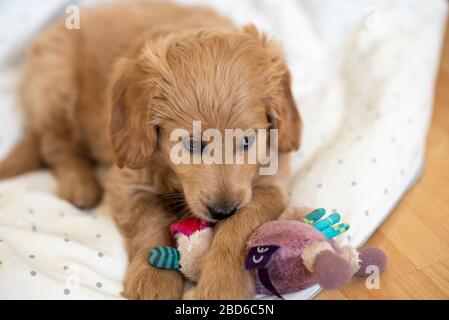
108, 56, 158, 169
243, 24, 302, 153
268, 70, 302, 153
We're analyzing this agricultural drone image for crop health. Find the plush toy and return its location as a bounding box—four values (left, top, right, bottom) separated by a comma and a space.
148, 207, 387, 298
245, 207, 387, 298
148, 217, 213, 282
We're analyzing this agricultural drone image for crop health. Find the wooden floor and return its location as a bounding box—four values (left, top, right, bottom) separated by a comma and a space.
317, 23, 449, 300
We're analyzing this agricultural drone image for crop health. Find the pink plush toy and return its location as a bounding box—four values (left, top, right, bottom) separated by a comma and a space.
149, 207, 387, 298
245, 207, 387, 297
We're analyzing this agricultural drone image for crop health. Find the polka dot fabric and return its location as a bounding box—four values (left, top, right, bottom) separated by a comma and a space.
0, 173, 127, 299
0, 0, 447, 300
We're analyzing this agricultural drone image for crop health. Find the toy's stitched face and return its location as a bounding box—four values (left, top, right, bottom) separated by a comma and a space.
244, 245, 280, 269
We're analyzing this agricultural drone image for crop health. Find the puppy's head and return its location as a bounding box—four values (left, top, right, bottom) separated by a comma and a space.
109, 25, 301, 222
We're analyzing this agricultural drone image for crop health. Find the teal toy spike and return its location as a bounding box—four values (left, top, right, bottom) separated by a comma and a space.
148, 246, 181, 270
322, 223, 350, 239
313, 213, 341, 231
302, 208, 326, 224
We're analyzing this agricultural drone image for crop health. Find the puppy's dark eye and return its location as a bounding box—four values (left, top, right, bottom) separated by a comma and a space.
182, 138, 202, 154
239, 135, 255, 151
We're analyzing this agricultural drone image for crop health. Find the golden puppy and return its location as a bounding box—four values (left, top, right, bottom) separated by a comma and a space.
0, 2, 301, 299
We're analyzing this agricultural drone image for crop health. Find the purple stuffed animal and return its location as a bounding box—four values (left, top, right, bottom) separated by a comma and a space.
245, 207, 387, 298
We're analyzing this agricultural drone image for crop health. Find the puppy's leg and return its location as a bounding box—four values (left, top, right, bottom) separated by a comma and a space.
108, 168, 184, 300
121, 201, 184, 300
0, 131, 42, 179
195, 184, 287, 299
20, 24, 102, 208
39, 129, 102, 208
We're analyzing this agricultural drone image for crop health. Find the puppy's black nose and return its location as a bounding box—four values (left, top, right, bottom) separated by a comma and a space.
206, 202, 239, 220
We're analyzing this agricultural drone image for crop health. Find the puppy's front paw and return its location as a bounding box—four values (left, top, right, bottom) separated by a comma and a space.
123, 259, 184, 300
195, 249, 255, 300
57, 169, 102, 208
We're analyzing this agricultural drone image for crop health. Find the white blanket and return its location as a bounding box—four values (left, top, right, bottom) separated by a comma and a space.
0, 0, 447, 300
